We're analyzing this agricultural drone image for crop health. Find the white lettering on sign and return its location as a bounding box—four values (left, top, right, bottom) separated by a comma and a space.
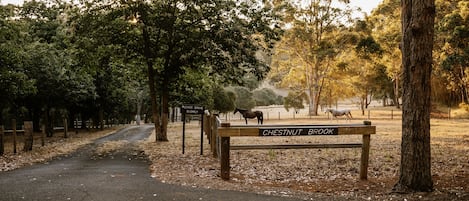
182, 105, 204, 114
261, 129, 303, 136
307, 128, 335, 135
185, 110, 200, 114
259, 127, 338, 136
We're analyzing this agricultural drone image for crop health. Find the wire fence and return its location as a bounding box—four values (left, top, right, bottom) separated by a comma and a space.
219, 105, 404, 122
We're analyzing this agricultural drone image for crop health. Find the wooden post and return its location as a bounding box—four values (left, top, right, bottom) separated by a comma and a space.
0, 125, 4, 155
23, 121, 34, 151
210, 115, 218, 158
220, 123, 231, 180
204, 115, 210, 142
75, 118, 78, 134
41, 124, 46, 146
12, 119, 17, 154
448, 107, 451, 120
63, 118, 68, 138
220, 136, 230, 180
360, 134, 371, 180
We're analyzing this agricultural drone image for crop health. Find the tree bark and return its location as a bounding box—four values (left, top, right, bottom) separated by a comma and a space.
23, 121, 34, 152
159, 88, 169, 141
0, 126, 4, 155
394, 0, 435, 193
98, 108, 104, 130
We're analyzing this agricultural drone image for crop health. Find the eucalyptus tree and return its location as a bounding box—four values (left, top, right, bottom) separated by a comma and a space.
354, 34, 384, 114
228, 86, 256, 110
213, 85, 236, 114
367, 0, 402, 108
269, 0, 353, 116
394, 0, 435, 193
434, 0, 469, 104
252, 88, 283, 106
283, 91, 306, 112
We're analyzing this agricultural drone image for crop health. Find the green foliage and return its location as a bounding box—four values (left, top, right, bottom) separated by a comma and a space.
269, 0, 354, 115
213, 85, 236, 114
355, 36, 383, 59
252, 88, 283, 106
435, 1, 469, 104
283, 91, 306, 112
172, 67, 214, 109
228, 86, 256, 110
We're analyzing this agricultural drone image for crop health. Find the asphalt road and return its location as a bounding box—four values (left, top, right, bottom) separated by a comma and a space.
0, 125, 304, 201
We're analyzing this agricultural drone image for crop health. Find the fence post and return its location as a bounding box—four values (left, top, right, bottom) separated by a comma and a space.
210, 115, 218, 158
41, 124, 46, 147
448, 107, 451, 120
75, 118, 78, 134
12, 119, 17, 154
0, 125, 4, 155
23, 121, 34, 151
63, 118, 68, 138
360, 121, 371, 180
220, 123, 231, 180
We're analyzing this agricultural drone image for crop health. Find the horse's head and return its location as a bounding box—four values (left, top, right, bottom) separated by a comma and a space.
325, 109, 332, 114
233, 108, 239, 114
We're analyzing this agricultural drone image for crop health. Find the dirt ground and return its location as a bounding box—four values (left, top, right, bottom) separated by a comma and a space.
141, 117, 468, 201
1, 112, 467, 201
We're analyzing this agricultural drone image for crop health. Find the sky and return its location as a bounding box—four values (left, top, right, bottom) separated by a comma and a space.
1, 0, 383, 18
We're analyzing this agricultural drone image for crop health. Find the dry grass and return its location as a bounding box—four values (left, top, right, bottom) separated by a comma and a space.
1, 108, 467, 200
141, 116, 469, 200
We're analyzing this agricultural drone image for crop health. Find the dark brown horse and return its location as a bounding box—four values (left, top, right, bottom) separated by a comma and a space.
234, 108, 263, 125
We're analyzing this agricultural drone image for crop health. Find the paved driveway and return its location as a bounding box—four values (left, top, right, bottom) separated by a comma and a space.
0, 125, 304, 201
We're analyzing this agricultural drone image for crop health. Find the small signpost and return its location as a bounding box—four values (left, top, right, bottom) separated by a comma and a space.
181, 105, 205, 155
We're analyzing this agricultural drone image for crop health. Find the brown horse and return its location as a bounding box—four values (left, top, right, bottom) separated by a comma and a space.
234, 108, 263, 125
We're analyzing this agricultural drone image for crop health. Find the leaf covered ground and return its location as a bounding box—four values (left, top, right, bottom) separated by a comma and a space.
1, 117, 467, 201
0, 127, 122, 171
141, 118, 468, 201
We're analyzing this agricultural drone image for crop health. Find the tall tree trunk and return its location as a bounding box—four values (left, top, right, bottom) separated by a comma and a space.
23, 121, 34, 151
141, 21, 161, 141
394, 0, 435, 193
147, 62, 160, 141
159, 87, 169, 141
44, 107, 53, 137
0, 126, 4, 155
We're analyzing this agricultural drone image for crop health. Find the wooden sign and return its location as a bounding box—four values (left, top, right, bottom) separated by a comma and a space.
259, 126, 338, 136
181, 105, 204, 114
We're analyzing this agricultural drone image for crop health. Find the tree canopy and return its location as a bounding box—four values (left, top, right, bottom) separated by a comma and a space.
1, 0, 468, 134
